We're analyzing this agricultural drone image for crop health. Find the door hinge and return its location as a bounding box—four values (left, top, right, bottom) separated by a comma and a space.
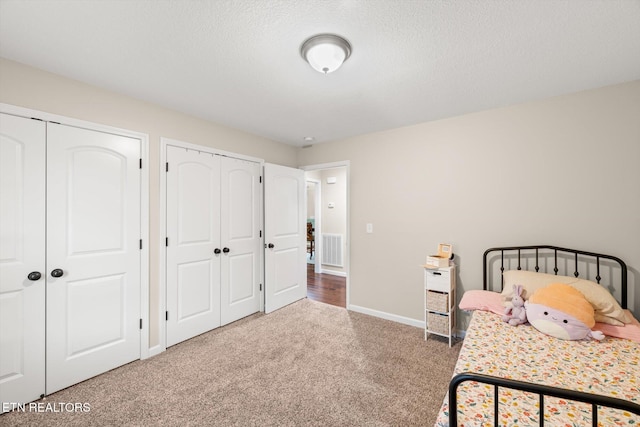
166, 311, 169, 321
259, 176, 262, 183
139, 319, 143, 330
260, 230, 262, 238
166, 162, 169, 172
259, 283, 263, 291
139, 158, 142, 169
50, 121, 61, 125
165, 237, 169, 247
31, 117, 44, 122
139, 239, 143, 250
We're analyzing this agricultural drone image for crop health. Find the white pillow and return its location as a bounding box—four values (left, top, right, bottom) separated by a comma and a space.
501, 270, 629, 326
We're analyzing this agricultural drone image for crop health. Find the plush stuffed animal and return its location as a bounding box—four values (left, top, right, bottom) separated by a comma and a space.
525, 283, 604, 341
502, 284, 527, 326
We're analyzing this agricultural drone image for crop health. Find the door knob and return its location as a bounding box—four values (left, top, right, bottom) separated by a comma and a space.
214, 248, 221, 254
51, 269, 64, 278
267, 243, 275, 249
27, 271, 42, 281
222, 247, 230, 254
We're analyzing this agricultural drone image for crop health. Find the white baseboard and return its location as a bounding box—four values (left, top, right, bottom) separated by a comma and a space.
147, 344, 164, 358
348, 304, 424, 328
320, 269, 347, 277
347, 305, 469, 339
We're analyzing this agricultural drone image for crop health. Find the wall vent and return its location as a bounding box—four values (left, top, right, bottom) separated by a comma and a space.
322, 233, 343, 267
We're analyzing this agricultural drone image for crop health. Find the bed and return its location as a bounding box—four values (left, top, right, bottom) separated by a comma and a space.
435, 245, 640, 426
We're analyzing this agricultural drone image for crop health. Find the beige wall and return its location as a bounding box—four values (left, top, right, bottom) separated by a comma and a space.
0, 58, 298, 348
306, 170, 321, 218
318, 168, 347, 275
297, 81, 640, 327
3, 57, 638, 339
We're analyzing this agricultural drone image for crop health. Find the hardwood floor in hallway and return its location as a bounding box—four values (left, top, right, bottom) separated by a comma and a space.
306, 263, 346, 308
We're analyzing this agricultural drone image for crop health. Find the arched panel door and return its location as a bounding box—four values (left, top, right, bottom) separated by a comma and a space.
264, 163, 306, 313
165, 147, 221, 347
46, 123, 141, 394
0, 113, 46, 407
220, 157, 261, 325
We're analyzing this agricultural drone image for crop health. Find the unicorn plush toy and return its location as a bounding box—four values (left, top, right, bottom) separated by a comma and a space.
502, 284, 527, 326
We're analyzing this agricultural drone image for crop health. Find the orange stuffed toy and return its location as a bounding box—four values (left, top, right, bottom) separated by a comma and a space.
525, 283, 604, 341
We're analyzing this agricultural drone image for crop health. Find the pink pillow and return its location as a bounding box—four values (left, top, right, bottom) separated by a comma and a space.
459, 290, 504, 315
595, 310, 640, 343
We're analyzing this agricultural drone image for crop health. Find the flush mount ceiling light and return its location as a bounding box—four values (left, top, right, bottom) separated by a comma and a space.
300, 34, 352, 74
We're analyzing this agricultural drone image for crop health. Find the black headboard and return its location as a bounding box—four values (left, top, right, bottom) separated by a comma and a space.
483, 245, 629, 308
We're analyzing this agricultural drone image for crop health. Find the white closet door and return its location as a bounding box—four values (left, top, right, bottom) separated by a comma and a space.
264, 163, 307, 313
166, 147, 221, 346
220, 157, 261, 325
0, 113, 46, 407
46, 123, 141, 394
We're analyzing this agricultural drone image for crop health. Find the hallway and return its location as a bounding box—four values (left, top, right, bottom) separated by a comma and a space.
306, 264, 346, 308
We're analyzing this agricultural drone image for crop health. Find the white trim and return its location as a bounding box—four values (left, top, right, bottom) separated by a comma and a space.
348, 304, 423, 329
305, 178, 322, 274
162, 137, 263, 163
258, 163, 265, 314
158, 139, 168, 354
300, 161, 350, 171
0, 103, 151, 360
147, 344, 164, 358
1, 103, 145, 141
300, 161, 350, 307
320, 269, 347, 278
139, 129, 150, 360
159, 137, 265, 354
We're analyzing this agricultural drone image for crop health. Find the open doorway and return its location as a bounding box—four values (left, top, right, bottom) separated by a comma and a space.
303, 163, 349, 308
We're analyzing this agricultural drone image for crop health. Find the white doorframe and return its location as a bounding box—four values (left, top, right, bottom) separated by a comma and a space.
306, 178, 322, 274
0, 102, 150, 360
158, 137, 264, 355
300, 161, 350, 308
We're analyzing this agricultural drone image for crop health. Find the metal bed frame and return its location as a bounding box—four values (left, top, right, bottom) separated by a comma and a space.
448, 245, 640, 426
482, 245, 628, 308
449, 373, 640, 426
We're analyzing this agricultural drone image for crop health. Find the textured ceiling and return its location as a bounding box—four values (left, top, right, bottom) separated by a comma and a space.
1, 0, 639, 147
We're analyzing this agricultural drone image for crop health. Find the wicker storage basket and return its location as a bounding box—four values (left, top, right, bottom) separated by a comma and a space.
427, 312, 449, 335
426, 290, 449, 313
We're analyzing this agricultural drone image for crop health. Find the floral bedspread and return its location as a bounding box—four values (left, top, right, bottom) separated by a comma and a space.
435, 310, 639, 426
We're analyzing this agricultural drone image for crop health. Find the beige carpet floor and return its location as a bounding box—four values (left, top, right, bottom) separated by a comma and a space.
1, 299, 461, 427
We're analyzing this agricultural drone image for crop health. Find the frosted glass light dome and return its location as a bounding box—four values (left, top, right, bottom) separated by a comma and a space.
301, 34, 352, 74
